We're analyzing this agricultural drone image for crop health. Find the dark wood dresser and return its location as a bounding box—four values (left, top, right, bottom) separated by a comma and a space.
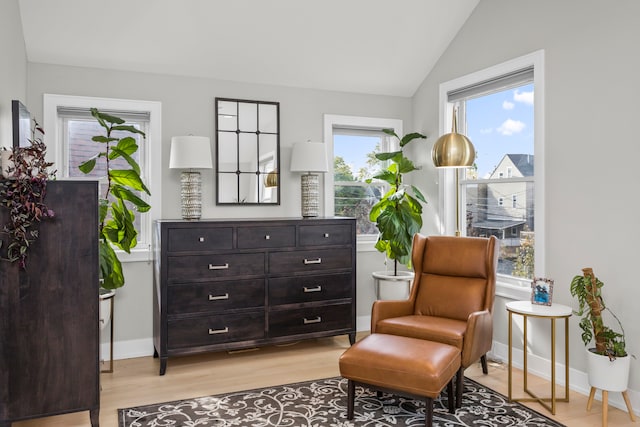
152, 217, 356, 375
0, 181, 100, 427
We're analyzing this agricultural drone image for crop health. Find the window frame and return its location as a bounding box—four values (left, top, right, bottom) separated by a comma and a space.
437, 50, 545, 299
43, 94, 162, 263
323, 114, 402, 251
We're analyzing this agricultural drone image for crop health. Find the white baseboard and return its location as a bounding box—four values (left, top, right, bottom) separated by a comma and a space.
490, 341, 639, 417
101, 337, 154, 361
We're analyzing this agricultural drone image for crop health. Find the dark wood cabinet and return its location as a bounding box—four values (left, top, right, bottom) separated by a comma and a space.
153, 217, 356, 375
0, 181, 100, 427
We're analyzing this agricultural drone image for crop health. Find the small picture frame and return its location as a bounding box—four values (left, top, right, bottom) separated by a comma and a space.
531, 277, 554, 306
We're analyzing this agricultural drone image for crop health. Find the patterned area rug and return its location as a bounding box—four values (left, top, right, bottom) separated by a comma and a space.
118, 376, 565, 426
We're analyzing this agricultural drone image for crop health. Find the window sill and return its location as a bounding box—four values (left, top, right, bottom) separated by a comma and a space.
496, 280, 531, 301
116, 246, 152, 263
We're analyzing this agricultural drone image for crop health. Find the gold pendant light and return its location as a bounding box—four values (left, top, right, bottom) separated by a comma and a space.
432, 108, 475, 168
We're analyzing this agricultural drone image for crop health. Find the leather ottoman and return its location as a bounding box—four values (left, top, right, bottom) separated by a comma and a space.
339, 333, 461, 427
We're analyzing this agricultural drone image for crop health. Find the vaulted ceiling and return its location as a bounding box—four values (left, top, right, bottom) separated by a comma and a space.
18, 0, 478, 97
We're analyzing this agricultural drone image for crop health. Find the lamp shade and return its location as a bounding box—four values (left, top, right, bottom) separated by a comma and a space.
431, 132, 476, 168
169, 136, 213, 169
432, 109, 475, 168
290, 141, 328, 173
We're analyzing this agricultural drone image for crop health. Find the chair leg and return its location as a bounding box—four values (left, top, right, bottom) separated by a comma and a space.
425, 397, 433, 427
447, 379, 455, 413
347, 380, 355, 420
456, 367, 464, 408
481, 354, 488, 374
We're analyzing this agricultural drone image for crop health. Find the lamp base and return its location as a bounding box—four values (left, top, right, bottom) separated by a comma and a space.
300, 174, 319, 217
180, 170, 202, 220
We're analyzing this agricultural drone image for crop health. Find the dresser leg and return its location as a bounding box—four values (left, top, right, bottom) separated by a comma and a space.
348, 333, 356, 345
90, 408, 99, 427
159, 357, 167, 375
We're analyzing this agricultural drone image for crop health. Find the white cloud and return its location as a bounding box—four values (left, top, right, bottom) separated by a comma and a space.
497, 119, 525, 136
514, 89, 534, 105
503, 100, 514, 110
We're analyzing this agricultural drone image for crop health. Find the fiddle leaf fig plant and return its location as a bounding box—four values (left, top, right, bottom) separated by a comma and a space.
78, 108, 150, 290
367, 129, 427, 275
570, 267, 627, 360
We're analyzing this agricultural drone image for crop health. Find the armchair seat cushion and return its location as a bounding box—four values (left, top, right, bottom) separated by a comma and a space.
375, 315, 467, 350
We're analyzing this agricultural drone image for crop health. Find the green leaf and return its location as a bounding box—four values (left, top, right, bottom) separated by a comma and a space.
411, 185, 427, 204
114, 137, 139, 156
109, 169, 151, 195
375, 151, 401, 161
92, 135, 118, 143
99, 239, 125, 289
382, 128, 399, 139
112, 125, 145, 137
78, 158, 97, 174
92, 108, 125, 125
371, 170, 396, 186
110, 148, 141, 174
111, 184, 151, 212
399, 132, 427, 147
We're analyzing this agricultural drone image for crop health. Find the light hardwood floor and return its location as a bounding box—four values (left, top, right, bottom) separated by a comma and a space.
13, 333, 637, 427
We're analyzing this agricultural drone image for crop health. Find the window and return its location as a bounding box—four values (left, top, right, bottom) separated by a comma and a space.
323, 115, 402, 247
43, 94, 162, 261
438, 51, 545, 293
333, 128, 396, 235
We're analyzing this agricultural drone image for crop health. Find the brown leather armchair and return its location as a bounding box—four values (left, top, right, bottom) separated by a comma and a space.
371, 233, 498, 407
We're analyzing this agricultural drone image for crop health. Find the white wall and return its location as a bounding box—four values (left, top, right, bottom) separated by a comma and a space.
0, 0, 27, 148
410, 0, 640, 411
25, 62, 411, 355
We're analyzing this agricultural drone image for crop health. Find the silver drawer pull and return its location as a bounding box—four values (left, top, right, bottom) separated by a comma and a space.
324, 233, 330, 238
303, 316, 322, 325
208, 327, 229, 335
199, 237, 205, 242
208, 293, 229, 301
265, 234, 270, 240
208, 263, 230, 270
303, 258, 322, 265
303, 286, 322, 293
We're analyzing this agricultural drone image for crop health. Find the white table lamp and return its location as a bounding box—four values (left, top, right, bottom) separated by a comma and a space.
290, 141, 328, 217
169, 136, 213, 220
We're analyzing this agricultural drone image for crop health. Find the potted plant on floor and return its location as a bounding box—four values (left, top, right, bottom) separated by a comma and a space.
569, 267, 632, 392
367, 129, 426, 298
78, 108, 151, 335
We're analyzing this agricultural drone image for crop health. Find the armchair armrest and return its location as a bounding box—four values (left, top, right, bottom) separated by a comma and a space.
371, 299, 414, 333
461, 309, 493, 368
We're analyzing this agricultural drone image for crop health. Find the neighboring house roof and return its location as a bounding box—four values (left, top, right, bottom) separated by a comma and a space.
488, 153, 534, 178
505, 154, 534, 177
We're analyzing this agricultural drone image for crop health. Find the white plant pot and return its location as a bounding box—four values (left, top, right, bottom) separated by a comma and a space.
99, 289, 116, 331
372, 270, 414, 300
586, 348, 630, 392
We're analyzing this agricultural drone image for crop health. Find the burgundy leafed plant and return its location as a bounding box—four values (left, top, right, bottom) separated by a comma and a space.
0, 120, 56, 269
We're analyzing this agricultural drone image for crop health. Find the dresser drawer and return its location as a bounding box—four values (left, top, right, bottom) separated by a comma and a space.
167, 227, 233, 253
269, 248, 351, 273
269, 273, 352, 306
168, 311, 264, 348
168, 279, 264, 315
268, 303, 352, 337
299, 224, 353, 246
237, 226, 295, 249
167, 253, 264, 282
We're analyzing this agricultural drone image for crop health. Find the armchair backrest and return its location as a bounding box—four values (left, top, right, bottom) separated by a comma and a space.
409, 234, 498, 321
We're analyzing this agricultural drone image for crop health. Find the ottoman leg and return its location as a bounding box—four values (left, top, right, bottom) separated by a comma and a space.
481, 354, 488, 374
447, 379, 455, 413
425, 397, 433, 427
347, 379, 355, 420
456, 366, 464, 408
